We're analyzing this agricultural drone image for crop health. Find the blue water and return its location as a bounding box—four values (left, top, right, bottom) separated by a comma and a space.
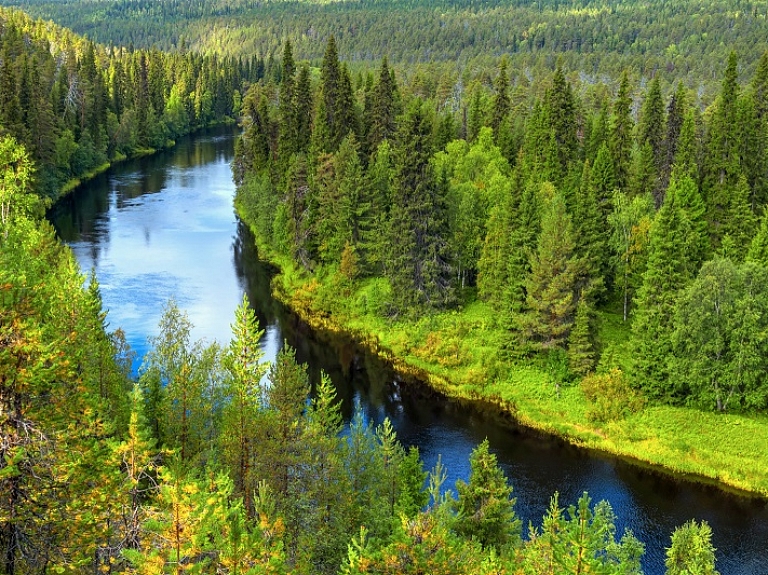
49, 126, 768, 575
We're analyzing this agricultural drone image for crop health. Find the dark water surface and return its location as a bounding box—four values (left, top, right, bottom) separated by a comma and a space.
49, 126, 768, 575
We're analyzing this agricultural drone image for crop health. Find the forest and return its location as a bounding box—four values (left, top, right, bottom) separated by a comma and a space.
8, 0, 768, 95
0, 7, 255, 200
236, 37, 768, 416
0, 1, 762, 574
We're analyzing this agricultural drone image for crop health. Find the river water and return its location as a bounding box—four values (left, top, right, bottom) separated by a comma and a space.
49, 126, 768, 575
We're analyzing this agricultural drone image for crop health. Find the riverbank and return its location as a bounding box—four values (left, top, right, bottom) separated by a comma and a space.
239, 213, 768, 500
55, 121, 236, 201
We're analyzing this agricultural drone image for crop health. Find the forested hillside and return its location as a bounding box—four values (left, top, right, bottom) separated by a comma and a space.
0, 3, 758, 574
227, 35, 768, 520
8, 0, 768, 93
0, 7, 253, 200
236, 37, 768, 415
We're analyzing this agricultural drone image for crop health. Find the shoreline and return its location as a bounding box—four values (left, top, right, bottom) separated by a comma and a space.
54, 120, 236, 202
241, 214, 768, 502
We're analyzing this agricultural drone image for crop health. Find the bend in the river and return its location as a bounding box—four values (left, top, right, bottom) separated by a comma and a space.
48, 126, 768, 575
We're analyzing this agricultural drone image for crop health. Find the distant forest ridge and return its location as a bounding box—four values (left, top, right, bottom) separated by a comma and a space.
6, 0, 768, 91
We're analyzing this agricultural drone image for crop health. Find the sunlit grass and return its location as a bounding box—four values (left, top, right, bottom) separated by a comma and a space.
246, 237, 768, 498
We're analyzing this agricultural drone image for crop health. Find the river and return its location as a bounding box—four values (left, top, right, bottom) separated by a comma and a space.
48, 126, 768, 575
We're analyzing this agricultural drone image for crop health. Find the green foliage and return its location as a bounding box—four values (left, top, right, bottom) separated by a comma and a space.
671, 258, 768, 412
665, 520, 720, 575
452, 439, 521, 551
581, 369, 644, 423
520, 184, 581, 350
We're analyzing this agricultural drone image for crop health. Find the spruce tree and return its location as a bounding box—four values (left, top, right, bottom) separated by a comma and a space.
367, 56, 397, 155
491, 58, 511, 140
747, 208, 768, 264
722, 175, 757, 259
704, 52, 743, 247
295, 64, 313, 153
572, 159, 607, 301
630, 175, 705, 400
520, 184, 581, 350
452, 439, 521, 551
639, 74, 665, 174
567, 295, 596, 377
278, 41, 298, 159
610, 71, 634, 191
544, 65, 578, 177
387, 100, 454, 314
662, 82, 688, 198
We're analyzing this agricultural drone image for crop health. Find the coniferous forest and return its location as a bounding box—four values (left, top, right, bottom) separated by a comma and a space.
3, 0, 768, 573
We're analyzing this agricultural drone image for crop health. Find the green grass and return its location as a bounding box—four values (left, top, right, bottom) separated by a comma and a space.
238, 211, 768, 498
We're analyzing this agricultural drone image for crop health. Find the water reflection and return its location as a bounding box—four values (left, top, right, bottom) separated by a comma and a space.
49, 126, 768, 575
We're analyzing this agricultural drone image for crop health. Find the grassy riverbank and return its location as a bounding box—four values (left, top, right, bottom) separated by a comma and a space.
242, 218, 768, 499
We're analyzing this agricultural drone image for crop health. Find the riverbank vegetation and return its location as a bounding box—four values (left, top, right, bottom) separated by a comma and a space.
2, 132, 721, 573
0, 7, 254, 201
234, 37, 768, 496
0, 2, 760, 573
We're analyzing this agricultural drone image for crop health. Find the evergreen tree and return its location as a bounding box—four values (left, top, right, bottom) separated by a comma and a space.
520, 184, 581, 350
572, 159, 607, 301
665, 521, 720, 575
491, 58, 510, 141
610, 71, 634, 191
630, 175, 706, 400
295, 64, 313, 154
278, 40, 298, 160
544, 65, 578, 177
722, 175, 757, 259
387, 100, 454, 314
453, 439, 521, 551
567, 295, 596, 377
747, 208, 768, 264
662, 82, 688, 199
639, 74, 665, 175
704, 52, 743, 247
220, 295, 266, 516
367, 56, 398, 155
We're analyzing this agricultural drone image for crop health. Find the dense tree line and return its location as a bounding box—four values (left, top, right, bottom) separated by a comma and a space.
1, 133, 721, 574
9, 0, 768, 93
235, 38, 768, 414
0, 7, 255, 200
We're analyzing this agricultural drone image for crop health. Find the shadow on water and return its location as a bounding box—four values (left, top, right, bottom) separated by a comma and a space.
50, 126, 768, 575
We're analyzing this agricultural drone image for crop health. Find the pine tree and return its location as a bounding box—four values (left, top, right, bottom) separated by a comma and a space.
610, 71, 634, 191
665, 521, 720, 575
520, 184, 581, 350
453, 439, 521, 551
567, 295, 596, 377
220, 295, 266, 516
